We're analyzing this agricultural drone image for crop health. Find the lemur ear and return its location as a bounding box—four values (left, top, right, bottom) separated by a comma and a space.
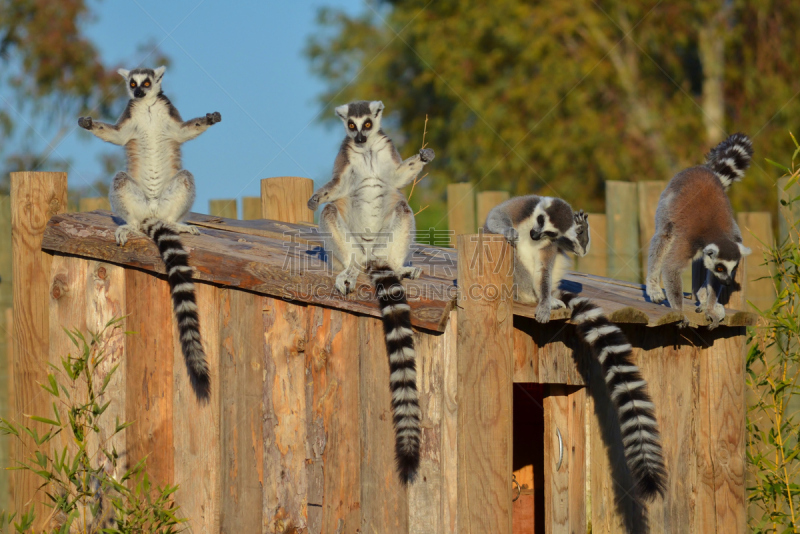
737, 242, 752, 256
334, 104, 349, 121
369, 100, 385, 118
154, 66, 166, 82
704, 244, 719, 259
117, 69, 130, 79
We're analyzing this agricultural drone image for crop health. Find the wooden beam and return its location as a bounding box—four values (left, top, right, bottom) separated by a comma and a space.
0, 194, 11, 509
447, 183, 476, 247
10, 171, 67, 522
476, 191, 509, 229
456, 232, 514, 533
242, 196, 261, 220
261, 177, 314, 224
575, 213, 607, 277
606, 181, 640, 283
209, 198, 238, 219
737, 212, 774, 313
78, 197, 110, 212
4, 307, 12, 509
637, 181, 665, 280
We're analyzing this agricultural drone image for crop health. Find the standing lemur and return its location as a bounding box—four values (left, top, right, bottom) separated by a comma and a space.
307, 100, 434, 483
485, 196, 667, 499
646, 133, 753, 328
78, 66, 221, 397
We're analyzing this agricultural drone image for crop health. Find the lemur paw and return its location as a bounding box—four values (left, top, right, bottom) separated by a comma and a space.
307, 193, 322, 211
334, 269, 358, 296
646, 281, 666, 304
115, 224, 140, 246
549, 297, 566, 310
419, 148, 435, 163
705, 303, 725, 330
535, 302, 553, 323
503, 227, 519, 247
400, 266, 422, 280
78, 116, 93, 130
174, 223, 200, 235
677, 316, 690, 329
206, 112, 222, 125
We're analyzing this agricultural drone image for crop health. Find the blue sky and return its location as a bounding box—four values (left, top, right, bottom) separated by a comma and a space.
54, 0, 365, 217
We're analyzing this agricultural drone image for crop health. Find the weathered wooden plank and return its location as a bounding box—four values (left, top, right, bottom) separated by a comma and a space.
124, 268, 174, 488
360, 315, 409, 532
441, 310, 458, 534
173, 282, 220, 534
606, 181, 640, 283
447, 183, 476, 247
0, 194, 12, 509
219, 289, 264, 532
410, 328, 447, 534
43, 211, 452, 332
262, 177, 314, 224
456, 233, 514, 533
263, 297, 309, 532
10, 171, 67, 522
576, 213, 607, 277
476, 191, 509, 228
513, 316, 585, 386
637, 181, 666, 280
306, 307, 361, 533
78, 197, 110, 212
209, 199, 237, 219
242, 196, 261, 220
5, 307, 13, 508
568, 388, 586, 531
736, 212, 774, 313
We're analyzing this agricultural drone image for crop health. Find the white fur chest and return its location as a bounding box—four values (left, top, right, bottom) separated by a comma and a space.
127, 100, 180, 198
346, 140, 396, 234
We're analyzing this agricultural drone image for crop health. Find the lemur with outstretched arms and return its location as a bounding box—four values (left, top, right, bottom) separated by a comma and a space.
307, 100, 434, 483
485, 196, 667, 500
646, 133, 753, 328
78, 66, 221, 397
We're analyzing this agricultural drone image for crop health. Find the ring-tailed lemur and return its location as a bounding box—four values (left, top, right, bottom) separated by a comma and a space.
645, 133, 753, 328
78, 66, 221, 397
308, 100, 434, 483
485, 197, 667, 499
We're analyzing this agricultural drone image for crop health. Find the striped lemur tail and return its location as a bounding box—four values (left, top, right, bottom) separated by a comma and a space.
561, 292, 667, 500
143, 218, 210, 397
705, 132, 753, 190
370, 265, 421, 483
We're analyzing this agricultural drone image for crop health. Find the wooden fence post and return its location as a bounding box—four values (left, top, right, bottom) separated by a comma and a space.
637, 181, 665, 280
457, 232, 514, 533
737, 212, 774, 312
0, 195, 10, 509
576, 213, 607, 277
606, 181, 641, 283
78, 197, 110, 212
10, 171, 67, 524
261, 177, 314, 224
5, 307, 12, 509
778, 176, 800, 244
448, 183, 476, 248
476, 191, 509, 229
242, 196, 261, 220
209, 199, 238, 219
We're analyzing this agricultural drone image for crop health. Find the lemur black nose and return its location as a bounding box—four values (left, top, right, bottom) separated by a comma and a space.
134, 88, 145, 98
530, 229, 542, 241
355, 133, 366, 143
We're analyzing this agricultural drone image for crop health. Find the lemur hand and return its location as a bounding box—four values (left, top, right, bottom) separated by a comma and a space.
78, 117, 93, 130
206, 112, 222, 125
503, 227, 519, 247
419, 148, 435, 163
307, 193, 322, 211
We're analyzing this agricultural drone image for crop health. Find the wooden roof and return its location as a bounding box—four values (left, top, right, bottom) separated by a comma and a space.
41, 211, 757, 333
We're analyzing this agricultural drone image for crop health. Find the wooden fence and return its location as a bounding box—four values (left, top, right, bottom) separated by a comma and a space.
3, 171, 763, 533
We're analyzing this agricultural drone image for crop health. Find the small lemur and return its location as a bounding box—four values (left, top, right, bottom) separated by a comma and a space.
308, 100, 434, 483
78, 66, 221, 397
485, 197, 667, 499
646, 133, 753, 328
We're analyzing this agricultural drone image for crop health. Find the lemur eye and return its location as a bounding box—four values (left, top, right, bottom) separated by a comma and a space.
716, 265, 724, 273
348, 123, 355, 130
130, 81, 136, 87
537, 215, 544, 226
364, 121, 372, 129
144, 81, 150, 87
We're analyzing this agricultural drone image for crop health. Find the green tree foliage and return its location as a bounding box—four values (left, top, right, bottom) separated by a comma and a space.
0, 0, 168, 194
306, 0, 800, 224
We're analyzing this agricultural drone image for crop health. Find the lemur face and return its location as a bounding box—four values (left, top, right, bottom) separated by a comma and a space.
118, 66, 165, 100
529, 198, 575, 241
557, 210, 590, 257
335, 100, 384, 145
702, 242, 750, 286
